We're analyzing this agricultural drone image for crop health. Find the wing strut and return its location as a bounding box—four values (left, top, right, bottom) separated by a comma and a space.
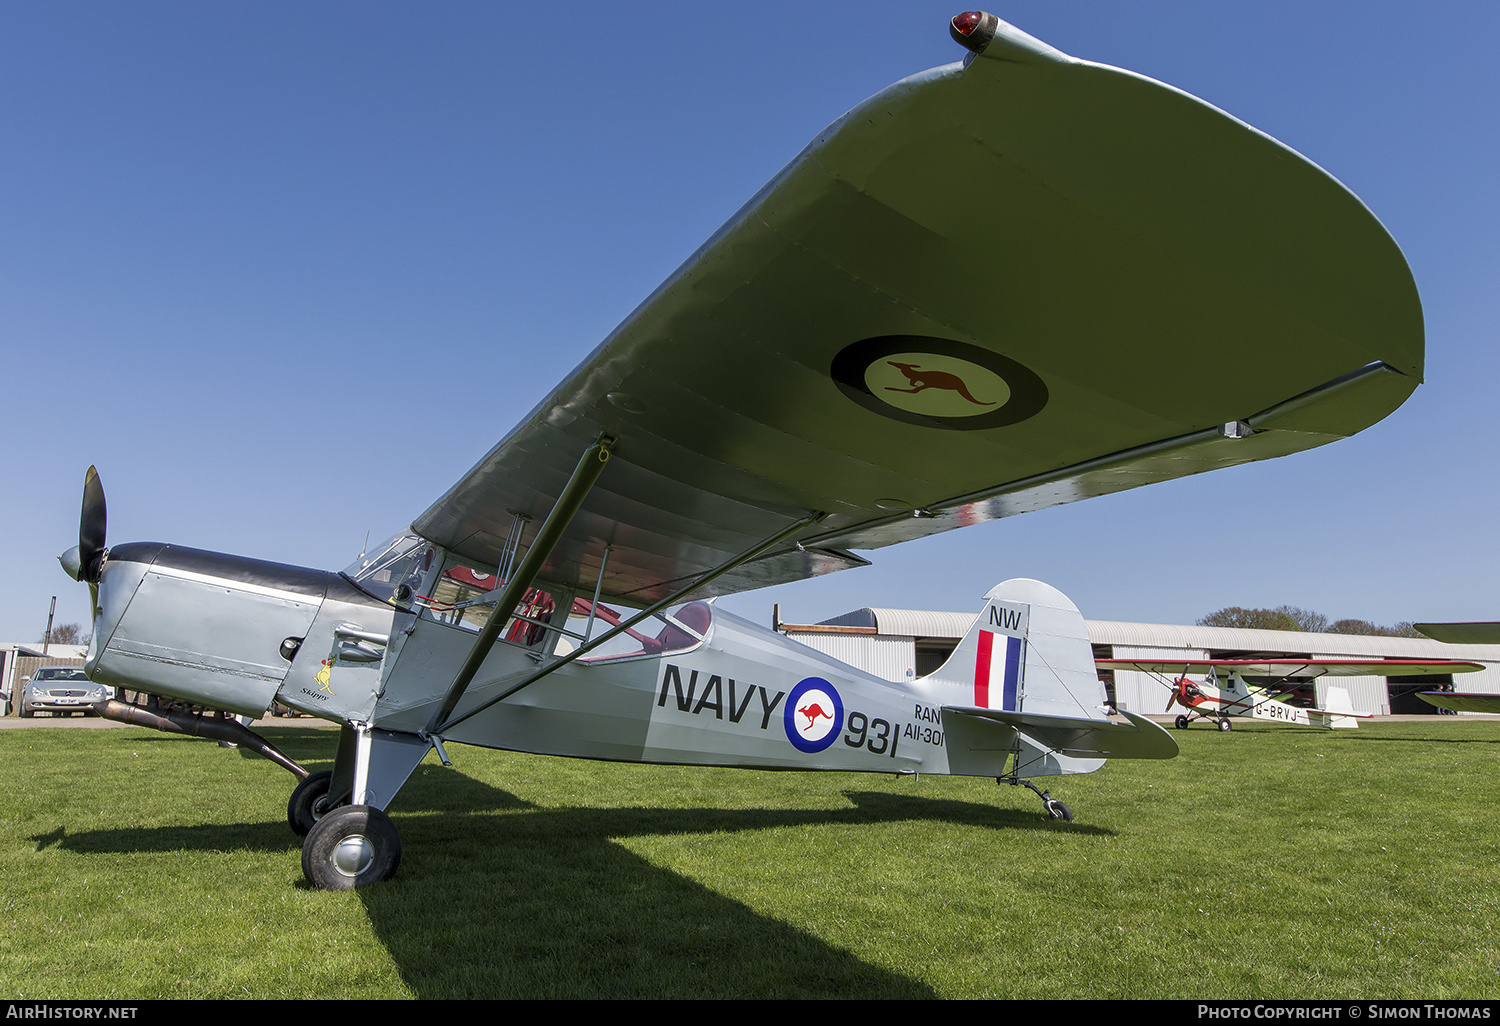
429, 436, 616, 731
432, 509, 827, 734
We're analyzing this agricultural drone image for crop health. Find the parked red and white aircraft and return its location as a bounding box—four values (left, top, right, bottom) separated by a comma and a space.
1098, 659, 1484, 732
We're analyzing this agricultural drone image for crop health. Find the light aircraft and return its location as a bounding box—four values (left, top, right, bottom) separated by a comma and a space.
55, 11, 1428, 889
1098, 658, 1484, 731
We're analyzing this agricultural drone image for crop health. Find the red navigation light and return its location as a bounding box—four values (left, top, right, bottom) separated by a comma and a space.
948, 10, 998, 53
951, 11, 983, 37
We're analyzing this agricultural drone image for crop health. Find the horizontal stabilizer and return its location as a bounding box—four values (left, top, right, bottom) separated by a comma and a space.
942, 707, 1178, 761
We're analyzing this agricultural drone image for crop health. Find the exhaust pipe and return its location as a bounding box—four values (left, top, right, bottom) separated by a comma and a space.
95, 699, 309, 779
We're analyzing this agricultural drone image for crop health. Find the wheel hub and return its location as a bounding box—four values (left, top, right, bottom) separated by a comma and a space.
332, 834, 375, 878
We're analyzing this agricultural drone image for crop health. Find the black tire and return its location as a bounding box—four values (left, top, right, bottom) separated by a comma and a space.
1044, 798, 1074, 822
287, 770, 337, 837
1217, 718, 1232, 732
301, 805, 401, 890
1174, 715, 1189, 729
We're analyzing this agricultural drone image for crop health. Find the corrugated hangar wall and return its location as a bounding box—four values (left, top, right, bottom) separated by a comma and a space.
782, 610, 1500, 716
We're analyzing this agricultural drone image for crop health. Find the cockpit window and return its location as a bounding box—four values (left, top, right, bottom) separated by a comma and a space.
564, 600, 712, 663
417, 556, 559, 649
343, 532, 432, 604
419, 559, 501, 632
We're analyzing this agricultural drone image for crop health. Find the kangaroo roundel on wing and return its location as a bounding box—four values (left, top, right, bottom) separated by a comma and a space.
830, 335, 1048, 430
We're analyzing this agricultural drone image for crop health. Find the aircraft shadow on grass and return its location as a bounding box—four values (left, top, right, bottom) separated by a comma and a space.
37, 761, 1105, 997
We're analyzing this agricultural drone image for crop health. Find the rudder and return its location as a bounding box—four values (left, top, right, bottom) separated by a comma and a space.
921, 578, 1109, 720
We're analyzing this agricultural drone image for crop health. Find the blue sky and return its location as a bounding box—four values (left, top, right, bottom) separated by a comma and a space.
4, 1, 1498, 643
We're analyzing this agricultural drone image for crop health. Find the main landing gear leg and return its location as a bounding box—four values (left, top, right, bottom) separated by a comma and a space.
296, 723, 434, 889
1004, 777, 1074, 822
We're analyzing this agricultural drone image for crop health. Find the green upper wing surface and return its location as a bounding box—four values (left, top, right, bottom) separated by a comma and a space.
413, 18, 1422, 606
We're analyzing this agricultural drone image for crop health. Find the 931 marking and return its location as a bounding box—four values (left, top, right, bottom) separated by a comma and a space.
844, 711, 899, 758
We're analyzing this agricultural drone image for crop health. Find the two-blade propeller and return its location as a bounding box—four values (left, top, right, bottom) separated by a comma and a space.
79, 465, 107, 583
59, 466, 107, 615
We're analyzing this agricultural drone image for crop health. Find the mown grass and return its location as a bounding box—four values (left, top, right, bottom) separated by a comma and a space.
2, 719, 1497, 999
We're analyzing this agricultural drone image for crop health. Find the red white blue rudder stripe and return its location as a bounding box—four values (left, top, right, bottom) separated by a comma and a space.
972, 602, 1027, 711
919, 578, 1109, 723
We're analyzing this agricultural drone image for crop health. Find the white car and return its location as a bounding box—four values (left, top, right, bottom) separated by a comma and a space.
20, 666, 113, 717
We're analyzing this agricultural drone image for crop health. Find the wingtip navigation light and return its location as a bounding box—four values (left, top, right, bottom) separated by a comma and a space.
950, 10, 999, 53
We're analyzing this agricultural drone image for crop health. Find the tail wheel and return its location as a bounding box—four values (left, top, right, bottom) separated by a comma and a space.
287, 770, 339, 837
1217, 718, 1232, 732
301, 805, 401, 890
1044, 798, 1074, 822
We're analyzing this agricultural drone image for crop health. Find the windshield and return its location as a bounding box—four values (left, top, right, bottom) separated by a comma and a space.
34, 668, 88, 681
343, 532, 433, 604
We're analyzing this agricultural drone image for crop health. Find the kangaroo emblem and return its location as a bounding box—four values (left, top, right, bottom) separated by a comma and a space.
798, 702, 832, 732
315, 659, 334, 694
884, 361, 995, 406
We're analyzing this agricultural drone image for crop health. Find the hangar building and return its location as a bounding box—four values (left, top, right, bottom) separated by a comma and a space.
776, 608, 1500, 716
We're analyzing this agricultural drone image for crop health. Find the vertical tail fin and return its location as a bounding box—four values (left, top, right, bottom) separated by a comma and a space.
1311, 686, 1361, 729
921, 578, 1108, 720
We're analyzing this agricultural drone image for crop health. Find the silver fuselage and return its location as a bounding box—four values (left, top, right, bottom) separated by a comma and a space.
87, 542, 396, 722
85, 541, 1010, 779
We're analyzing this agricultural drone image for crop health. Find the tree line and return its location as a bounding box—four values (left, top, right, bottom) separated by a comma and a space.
1197, 606, 1419, 638
37, 622, 90, 646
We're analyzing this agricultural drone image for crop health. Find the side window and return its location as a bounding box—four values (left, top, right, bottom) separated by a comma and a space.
418, 559, 559, 650
566, 601, 713, 663
419, 561, 497, 632
503, 588, 557, 648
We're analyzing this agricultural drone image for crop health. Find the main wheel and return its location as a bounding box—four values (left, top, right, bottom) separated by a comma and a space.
1174, 715, 1189, 729
287, 770, 337, 837
301, 805, 401, 890
1217, 718, 1233, 732
1044, 798, 1074, 822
